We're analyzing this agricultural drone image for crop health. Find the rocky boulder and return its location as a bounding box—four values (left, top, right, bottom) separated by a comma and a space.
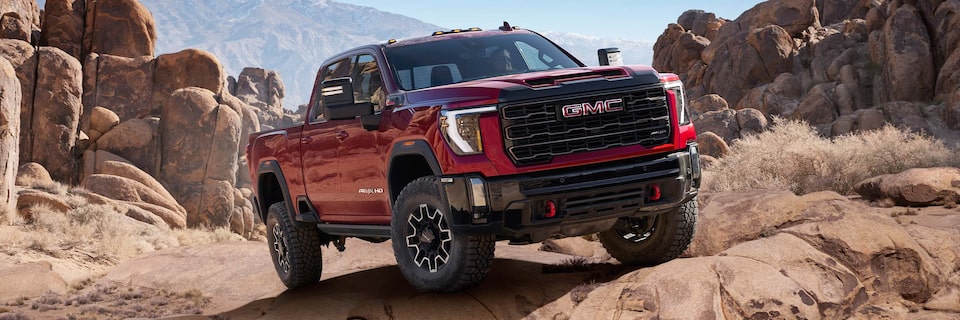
533, 190, 959, 319
81, 174, 186, 228
935, 1, 960, 64
688, 94, 727, 117
15, 162, 50, 186
83, 0, 157, 57
881, 101, 928, 133
817, 0, 872, 26
854, 167, 960, 206
81, 54, 155, 125
87, 106, 120, 143
15, 190, 72, 220
693, 109, 740, 143
736, 107, 768, 136
40, 0, 86, 59
31, 46, 82, 184
701, 24, 796, 107
735, 72, 802, 116
937, 48, 960, 99
695, 131, 729, 158
159, 88, 242, 228
686, 190, 848, 257
0, 262, 68, 305
539, 237, 602, 258
653, 25, 709, 75
794, 82, 838, 126
855, 108, 886, 132
234, 67, 285, 128
152, 48, 225, 113
95, 117, 160, 175
0, 39, 35, 159
677, 9, 725, 41
872, 4, 936, 103
727, 0, 819, 37
0, 56, 18, 216
1, 12, 28, 41
785, 208, 944, 304
0, 0, 39, 43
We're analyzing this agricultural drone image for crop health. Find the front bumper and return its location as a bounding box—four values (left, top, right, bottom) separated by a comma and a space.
440, 143, 701, 243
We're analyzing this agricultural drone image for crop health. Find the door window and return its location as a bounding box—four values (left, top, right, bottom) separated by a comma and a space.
309, 58, 353, 123
352, 54, 385, 112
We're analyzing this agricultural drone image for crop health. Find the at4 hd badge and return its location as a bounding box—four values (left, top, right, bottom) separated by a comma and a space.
560, 98, 624, 118
359, 188, 385, 194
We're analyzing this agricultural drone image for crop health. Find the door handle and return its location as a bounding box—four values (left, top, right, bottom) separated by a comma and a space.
336, 131, 349, 140
300, 136, 313, 144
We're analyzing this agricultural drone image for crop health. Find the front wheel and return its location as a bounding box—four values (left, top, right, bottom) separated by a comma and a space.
599, 198, 698, 266
266, 202, 323, 288
391, 177, 494, 293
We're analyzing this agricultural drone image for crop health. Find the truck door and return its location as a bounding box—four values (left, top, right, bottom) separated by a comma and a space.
335, 54, 392, 222
300, 58, 351, 219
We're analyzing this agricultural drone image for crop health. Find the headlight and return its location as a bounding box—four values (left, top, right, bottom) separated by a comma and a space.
439, 106, 497, 155
663, 79, 690, 125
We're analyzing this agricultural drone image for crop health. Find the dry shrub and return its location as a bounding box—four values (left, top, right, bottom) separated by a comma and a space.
703, 119, 958, 195
13, 204, 179, 261
173, 227, 243, 247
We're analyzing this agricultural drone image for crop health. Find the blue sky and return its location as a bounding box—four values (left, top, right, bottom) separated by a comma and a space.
339, 0, 764, 42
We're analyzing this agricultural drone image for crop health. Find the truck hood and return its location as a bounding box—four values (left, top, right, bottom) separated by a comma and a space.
401, 65, 662, 109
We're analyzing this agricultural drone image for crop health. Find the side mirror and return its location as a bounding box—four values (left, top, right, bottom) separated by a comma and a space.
598, 48, 622, 66
321, 78, 375, 120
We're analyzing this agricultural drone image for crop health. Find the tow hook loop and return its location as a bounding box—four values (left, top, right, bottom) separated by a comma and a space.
649, 184, 662, 202
545, 200, 557, 218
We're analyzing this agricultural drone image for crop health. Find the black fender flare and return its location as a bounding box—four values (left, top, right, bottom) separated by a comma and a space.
386, 139, 442, 204
255, 159, 297, 225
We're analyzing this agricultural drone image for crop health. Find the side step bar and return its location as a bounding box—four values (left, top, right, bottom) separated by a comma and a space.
316, 223, 391, 238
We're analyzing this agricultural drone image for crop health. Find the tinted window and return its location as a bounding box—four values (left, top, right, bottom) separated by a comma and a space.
385, 33, 582, 90
309, 58, 352, 122
352, 54, 385, 111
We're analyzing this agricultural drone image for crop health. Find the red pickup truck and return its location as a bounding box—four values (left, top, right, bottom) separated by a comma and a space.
247, 24, 700, 293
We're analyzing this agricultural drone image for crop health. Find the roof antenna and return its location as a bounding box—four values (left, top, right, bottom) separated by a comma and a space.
499, 21, 513, 31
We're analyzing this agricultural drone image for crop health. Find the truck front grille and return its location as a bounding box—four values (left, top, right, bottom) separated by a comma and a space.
500, 86, 671, 165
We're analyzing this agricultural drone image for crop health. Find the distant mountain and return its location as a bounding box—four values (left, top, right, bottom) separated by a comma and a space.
139, 0, 441, 108
540, 32, 654, 67
128, 1, 653, 107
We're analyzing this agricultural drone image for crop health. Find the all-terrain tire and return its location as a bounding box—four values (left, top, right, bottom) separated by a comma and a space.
391, 177, 495, 293
266, 202, 323, 289
599, 198, 697, 266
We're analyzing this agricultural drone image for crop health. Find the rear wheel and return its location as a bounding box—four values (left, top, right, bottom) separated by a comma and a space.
266, 202, 323, 288
391, 177, 494, 293
599, 198, 697, 266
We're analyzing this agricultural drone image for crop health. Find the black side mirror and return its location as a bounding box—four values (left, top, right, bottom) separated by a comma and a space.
322, 78, 375, 120
321, 77, 354, 107
598, 48, 622, 66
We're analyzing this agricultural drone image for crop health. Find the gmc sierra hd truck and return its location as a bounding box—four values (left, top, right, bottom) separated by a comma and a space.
247, 23, 701, 293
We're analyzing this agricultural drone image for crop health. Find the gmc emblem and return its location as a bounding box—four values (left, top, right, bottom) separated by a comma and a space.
561, 98, 624, 118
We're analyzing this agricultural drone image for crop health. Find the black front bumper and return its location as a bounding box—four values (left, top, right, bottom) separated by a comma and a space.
440, 143, 701, 243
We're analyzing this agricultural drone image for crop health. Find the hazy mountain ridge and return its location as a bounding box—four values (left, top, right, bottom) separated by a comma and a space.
139, 0, 443, 107
541, 31, 653, 67
134, 0, 653, 107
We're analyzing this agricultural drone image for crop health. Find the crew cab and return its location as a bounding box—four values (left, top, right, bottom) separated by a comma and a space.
247, 23, 701, 293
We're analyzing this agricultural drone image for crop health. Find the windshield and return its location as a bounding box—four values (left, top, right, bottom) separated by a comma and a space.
385, 32, 583, 90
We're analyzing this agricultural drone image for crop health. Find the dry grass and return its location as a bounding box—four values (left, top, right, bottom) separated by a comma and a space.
5, 284, 209, 319
1, 179, 244, 263
703, 119, 959, 195
10, 203, 180, 262
174, 227, 245, 246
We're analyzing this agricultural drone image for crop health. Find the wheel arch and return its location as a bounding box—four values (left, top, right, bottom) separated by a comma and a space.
387, 140, 442, 206
255, 160, 296, 224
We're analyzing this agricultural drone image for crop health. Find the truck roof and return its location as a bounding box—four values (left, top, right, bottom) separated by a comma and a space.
384, 28, 538, 48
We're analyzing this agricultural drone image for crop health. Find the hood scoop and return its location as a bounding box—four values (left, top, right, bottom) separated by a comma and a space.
524, 69, 628, 88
